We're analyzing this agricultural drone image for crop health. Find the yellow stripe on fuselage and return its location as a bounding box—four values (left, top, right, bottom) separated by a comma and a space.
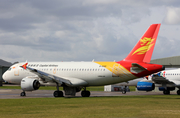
95, 62, 136, 80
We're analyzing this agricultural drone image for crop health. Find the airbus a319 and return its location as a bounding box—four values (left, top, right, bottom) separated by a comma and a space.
3, 24, 164, 97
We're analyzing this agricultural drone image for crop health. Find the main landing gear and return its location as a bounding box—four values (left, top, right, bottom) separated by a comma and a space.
163, 87, 180, 95
177, 89, 180, 95
53, 83, 64, 97
53, 85, 91, 97
81, 87, 90, 97
53, 91, 64, 97
122, 86, 127, 94
163, 90, 170, 95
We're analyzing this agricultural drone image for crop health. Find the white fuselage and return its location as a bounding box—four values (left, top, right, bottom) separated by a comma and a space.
141, 69, 180, 87
3, 62, 137, 86
160, 69, 180, 87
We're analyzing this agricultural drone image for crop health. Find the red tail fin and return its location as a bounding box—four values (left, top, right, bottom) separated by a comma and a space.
124, 24, 161, 63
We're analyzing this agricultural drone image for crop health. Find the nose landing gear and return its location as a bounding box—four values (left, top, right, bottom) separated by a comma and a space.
20, 91, 26, 96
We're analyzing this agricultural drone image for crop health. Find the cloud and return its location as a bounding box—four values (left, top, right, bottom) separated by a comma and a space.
0, 0, 180, 63
163, 7, 180, 25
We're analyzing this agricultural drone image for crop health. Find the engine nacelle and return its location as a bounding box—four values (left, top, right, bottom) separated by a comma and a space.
21, 77, 40, 91
137, 81, 155, 91
159, 87, 175, 91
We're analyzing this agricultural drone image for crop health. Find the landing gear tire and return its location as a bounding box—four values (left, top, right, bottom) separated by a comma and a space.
81, 90, 90, 97
177, 90, 180, 95
76, 87, 82, 92
53, 91, 64, 97
20, 92, 26, 97
163, 90, 170, 95
122, 90, 126, 94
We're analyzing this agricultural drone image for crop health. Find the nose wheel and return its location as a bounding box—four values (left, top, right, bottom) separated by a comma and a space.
20, 92, 26, 96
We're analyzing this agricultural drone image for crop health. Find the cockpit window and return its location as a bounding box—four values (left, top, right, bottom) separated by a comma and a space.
8, 68, 12, 71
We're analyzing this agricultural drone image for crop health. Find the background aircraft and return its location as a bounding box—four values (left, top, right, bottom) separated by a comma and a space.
115, 78, 143, 94
2, 24, 164, 97
136, 68, 180, 95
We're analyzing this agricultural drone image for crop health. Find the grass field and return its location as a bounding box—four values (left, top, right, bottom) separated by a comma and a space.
0, 95, 180, 118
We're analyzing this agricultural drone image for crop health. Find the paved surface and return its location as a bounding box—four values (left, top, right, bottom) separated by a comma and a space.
0, 89, 177, 99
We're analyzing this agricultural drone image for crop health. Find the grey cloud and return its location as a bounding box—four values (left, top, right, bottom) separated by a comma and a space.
163, 7, 180, 25
0, 0, 180, 62
152, 36, 178, 60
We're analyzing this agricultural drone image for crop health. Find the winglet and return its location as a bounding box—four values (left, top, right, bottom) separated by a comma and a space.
22, 63, 28, 69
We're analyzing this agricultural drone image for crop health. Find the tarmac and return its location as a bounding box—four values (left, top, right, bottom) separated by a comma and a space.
0, 89, 177, 99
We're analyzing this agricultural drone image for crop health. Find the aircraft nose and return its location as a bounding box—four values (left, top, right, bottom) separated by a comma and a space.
2, 71, 8, 82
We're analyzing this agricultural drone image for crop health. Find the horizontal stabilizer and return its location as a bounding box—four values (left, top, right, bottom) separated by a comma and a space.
130, 63, 147, 74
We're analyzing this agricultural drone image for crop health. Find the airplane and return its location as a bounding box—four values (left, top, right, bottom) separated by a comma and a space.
2, 24, 165, 97
136, 69, 180, 95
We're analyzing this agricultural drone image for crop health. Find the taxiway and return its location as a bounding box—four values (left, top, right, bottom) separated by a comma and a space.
0, 89, 175, 99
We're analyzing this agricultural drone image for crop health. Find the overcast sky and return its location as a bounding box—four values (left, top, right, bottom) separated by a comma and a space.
1, 0, 180, 63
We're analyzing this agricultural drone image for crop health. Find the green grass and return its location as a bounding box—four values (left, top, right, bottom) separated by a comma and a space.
129, 86, 136, 91
0, 95, 180, 118
0, 85, 21, 89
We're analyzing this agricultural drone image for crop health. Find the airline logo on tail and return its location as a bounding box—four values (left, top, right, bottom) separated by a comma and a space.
132, 37, 155, 55
124, 24, 161, 63
22, 63, 28, 69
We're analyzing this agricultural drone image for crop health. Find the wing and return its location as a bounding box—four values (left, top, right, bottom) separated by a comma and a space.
20, 63, 88, 87
152, 75, 175, 85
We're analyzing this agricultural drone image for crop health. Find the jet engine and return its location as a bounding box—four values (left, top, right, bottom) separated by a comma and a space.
21, 77, 40, 91
137, 81, 155, 91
